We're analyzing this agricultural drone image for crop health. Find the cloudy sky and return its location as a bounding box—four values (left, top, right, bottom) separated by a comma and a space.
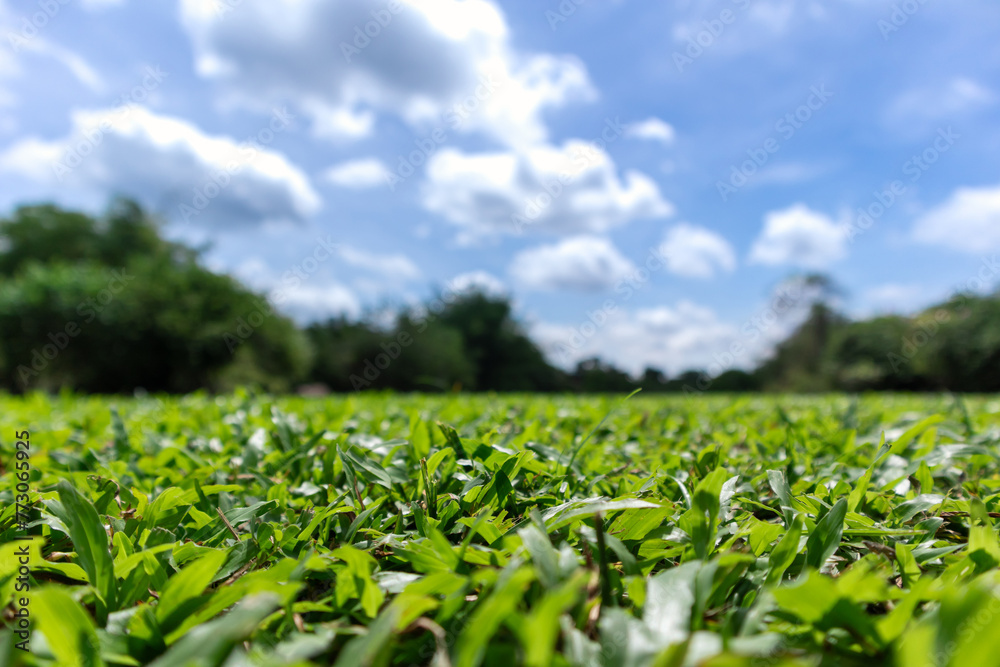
2, 0, 999, 375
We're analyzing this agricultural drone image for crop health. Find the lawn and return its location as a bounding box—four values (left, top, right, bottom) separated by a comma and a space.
3, 391, 1000, 666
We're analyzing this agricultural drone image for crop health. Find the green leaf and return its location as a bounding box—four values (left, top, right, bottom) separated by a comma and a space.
766, 514, 804, 585
520, 572, 587, 667
644, 562, 700, 645
748, 520, 783, 557
895, 543, 921, 589
968, 497, 1000, 568
454, 567, 535, 667
805, 498, 848, 570
767, 470, 794, 526
848, 436, 888, 513
33, 587, 104, 667
887, 415, 944, 457
519, 523, 561, 588
436, 422, 468, 458
155, 549, 227, 635
57, 480, 117, 621
148, 594, 281, 667
340, 446, 394, 490
332, 545, 385, 618
541, 498, 660, 532
333, 605, 400, 667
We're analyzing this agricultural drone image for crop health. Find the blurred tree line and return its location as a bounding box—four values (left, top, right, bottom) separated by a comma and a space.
1, 201, 999, 394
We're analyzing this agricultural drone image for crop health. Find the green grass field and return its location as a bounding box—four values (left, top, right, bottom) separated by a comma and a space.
3, 392, 1000, 666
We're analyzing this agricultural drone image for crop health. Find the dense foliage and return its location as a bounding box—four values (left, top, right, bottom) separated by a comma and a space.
4, 392, 1000, 665
0, 202, 310, 394
759, 297, 1000, 393
2, 201, 1000, 395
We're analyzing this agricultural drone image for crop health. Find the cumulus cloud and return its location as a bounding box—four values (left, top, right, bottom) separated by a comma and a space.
626, 117, 675, 144
532, 300, 739, 375
0, 105, 320, 227
321, 158, 390, 189
913, 183, 1000, 253
338, 245, 421, 281
660, 223, 736, 278
422, 141, 672, 240
447, 271, 507, 296
179, 0, 594, 145
509, 236, 635, 291
748, 204, 846, 269
229, 256, 361, 323
532, 276, 823, 376
278, 283, 362, 322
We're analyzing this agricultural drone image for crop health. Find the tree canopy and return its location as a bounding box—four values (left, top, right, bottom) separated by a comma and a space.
2, 200, 999, 395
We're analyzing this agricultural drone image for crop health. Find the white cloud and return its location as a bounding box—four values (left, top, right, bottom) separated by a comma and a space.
885, 78, 995, 129
338, 245, 421, 281
230, 256, 360, 322
626, 117, 675, 144
279, 283, 362, 322
532, 277, 823, 376
533, 300, 739, 375
0, 106, 320, 227
447, 271, 507, 296
858, 283, 934, 316
913, 184, 1000, 253
27, 41, 104, 91
321, 158, 390, 189
0, 2, 103, 93
509, 236, 635, 291
748, 204, 846, 269
423, 141, 672, 240
179, 0, 594, 146
660, 223, 736, 278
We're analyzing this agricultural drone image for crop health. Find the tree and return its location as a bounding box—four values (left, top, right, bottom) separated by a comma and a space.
569, 358, 635, 393
434, 292, 563, 391
0, 201, 309, 393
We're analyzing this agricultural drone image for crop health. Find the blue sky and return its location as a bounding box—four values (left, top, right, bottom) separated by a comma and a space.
2, 0, 999, 375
